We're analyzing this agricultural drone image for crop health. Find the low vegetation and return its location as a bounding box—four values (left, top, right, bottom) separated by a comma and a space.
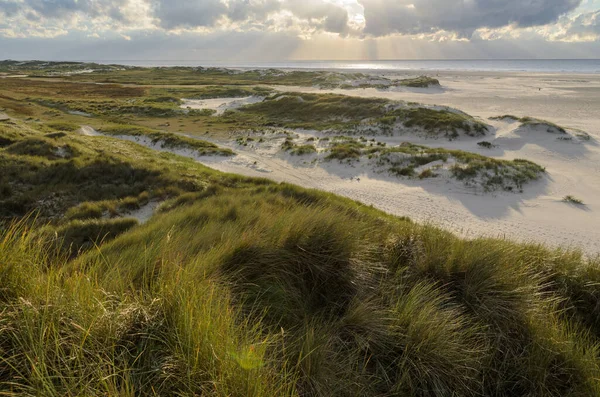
325, 136, 383, 161
0, 120, 236, 220
238, 93, 487, 138
491, 115, 568, 134
563, 195, 585, 205
155, 85, 273, 99
4, 61, 441, 90
99, 125, 234, 156
280, 137, 318, 156
2, 183, 600, 396
398, 75, 441, 88
378, 143, 545, 191
386, 107, 488, 138
478, 140, 496, 149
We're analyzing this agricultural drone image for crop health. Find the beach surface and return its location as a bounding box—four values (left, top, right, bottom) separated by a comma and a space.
195, 71, 600, 255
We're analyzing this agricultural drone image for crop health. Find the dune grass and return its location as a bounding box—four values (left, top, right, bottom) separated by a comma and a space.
387, 107, 488, 138
1, 185, 600, 396
99, 125, 234, 156
0, 120, 238, 220
564, 195, 585, 205
238, 93, 487, 138
398, 76, 441, 88
490, 115, 568, 134
379, 143, 545, 191
14, 62, 437, 90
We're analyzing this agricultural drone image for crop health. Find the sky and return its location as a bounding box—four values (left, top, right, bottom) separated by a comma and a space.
0, 0, 599, 61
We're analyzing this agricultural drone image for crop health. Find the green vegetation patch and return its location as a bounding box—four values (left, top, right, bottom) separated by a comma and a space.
281, 137, 317, 156
379, 143, 545, 191
236, 93, 487, 138
325, 136, 383, 161
239, 92, 389, 130
100, 125, 234, 156
2, 184, 600, 395
154, 85, 273, 99
46, 121, 80, 132
563, 195, 585, 205
398, 76, 441, 88
0, 120, 241, 220
387, 107, 488, 138
490, 115, 568, 134
41, 217, 139, 256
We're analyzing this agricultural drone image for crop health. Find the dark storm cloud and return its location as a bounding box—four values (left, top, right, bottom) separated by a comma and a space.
358, 0, 583, 37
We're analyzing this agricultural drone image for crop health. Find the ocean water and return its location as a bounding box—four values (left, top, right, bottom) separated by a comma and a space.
95, 59, 600, 73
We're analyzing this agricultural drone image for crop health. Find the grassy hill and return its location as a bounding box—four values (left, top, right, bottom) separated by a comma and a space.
1, 118, 600, 396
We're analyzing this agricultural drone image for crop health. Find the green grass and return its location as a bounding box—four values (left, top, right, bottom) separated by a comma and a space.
154, 85, 273, 99
388, 107, 488, 138
240, 93, 389, 130
99, 125, 234, 156
236, 93, 487, 138
41, 217, 139, 256
290, 144, 317, 156
46, 121, 80, 132
8, 62, 437, 90
478, 141, 495, 149
398, 76, 441, 88
280, 138, 317, 156
1, 186, 600, 395
379, 143, 545, 191
563, 195, 585, 205
0, 120, 239, 220
490, 115, 568, 134
325, 137, 381, 161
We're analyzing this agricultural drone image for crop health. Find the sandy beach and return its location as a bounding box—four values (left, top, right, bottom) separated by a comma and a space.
194, 71, 600, 255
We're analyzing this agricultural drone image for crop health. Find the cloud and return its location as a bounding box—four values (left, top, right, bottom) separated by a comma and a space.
151, 0, 228, 29
150, 0, 350, 34
0, 0, 132, 22
0, 0, 597, 45
282, 0, 350, 34
358, 0, 583, 37
551, 10, 600, 40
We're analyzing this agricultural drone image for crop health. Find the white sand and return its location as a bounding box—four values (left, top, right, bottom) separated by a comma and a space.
181, 96, 263, 115
124, 201, 160, 224
78, 126, 101, 136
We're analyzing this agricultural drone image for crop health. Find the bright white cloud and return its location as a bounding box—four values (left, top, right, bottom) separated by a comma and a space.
0, 0, 599, 49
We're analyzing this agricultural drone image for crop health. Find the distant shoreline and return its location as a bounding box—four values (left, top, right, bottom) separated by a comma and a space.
37, 59, 600, 74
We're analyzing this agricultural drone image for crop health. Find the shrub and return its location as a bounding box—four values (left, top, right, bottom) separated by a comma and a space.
290, 144, 317, 156
478, 141, 494, 149
419, 169, 437, 179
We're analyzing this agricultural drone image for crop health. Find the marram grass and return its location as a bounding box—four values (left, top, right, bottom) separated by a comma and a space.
2, 186, 600, 396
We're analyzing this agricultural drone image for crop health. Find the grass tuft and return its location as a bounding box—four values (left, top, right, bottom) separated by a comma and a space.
563, 195, 584, 205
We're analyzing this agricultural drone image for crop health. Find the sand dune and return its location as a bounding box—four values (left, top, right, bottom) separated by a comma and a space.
198, 72, 600, 255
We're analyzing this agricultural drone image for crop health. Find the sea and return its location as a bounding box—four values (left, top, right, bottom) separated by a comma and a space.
92, 59, 600, 73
